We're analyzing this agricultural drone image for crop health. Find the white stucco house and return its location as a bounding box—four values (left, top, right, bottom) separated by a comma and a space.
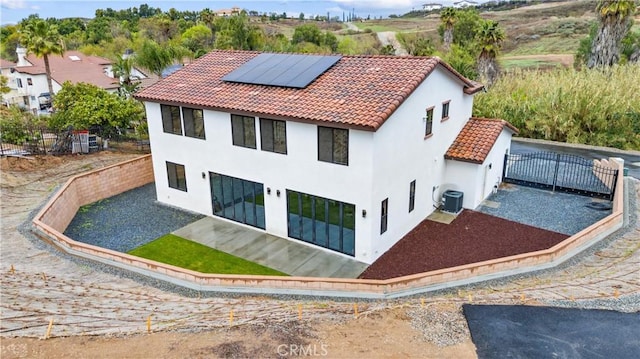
5, 47, 153, 112
423, 3, 443, 11
135, 50, 517, 264
453, 0, 479, 8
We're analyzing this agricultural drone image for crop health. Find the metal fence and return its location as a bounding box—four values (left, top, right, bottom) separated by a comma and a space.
503, 151, 618, 200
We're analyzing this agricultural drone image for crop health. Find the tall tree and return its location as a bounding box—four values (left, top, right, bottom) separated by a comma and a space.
440, 7, 457, 50
19, 18, 64, 97
112, 56, 140, 98
135, 40, 188, 78
476, 20, 505, 87
588, 0, 637, 68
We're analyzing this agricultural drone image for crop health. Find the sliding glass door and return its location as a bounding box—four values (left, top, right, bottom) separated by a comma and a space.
287, 190, 355, 256
210, 172, 265, 229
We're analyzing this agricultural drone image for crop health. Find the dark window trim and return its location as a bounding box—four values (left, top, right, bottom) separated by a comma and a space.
424, 106, 434, 138
16, 78, 22, 88
380, 198, 388, 234
441, 100, 450, 121
231, 114, 257, 149
260, 118, 287, 154
27, 78, 33, 86
161, 104, 183, 135
409, 180, 416, 213
318, 126, 349, 166
166, 161, 187, 192
182, 107, 206, 139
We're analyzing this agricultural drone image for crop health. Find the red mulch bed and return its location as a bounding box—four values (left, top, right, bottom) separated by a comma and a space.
359, 210, 569, 280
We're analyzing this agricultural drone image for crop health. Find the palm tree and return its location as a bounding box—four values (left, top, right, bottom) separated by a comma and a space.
440, 8, 457, 50
19, 18, 64, 98
588, 0, 637, 68
134, 40, 189, 78
112, 56, 140, 98
476, 20, 505, 87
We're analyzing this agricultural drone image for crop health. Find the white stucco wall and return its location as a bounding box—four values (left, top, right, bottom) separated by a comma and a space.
13, 72, 61, 110
367, 65, 475, 260
143, 65, 484, 264
443, 129, 514, 209
145, 102, 376, 262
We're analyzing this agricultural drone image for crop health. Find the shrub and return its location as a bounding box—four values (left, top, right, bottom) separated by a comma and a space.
473, 65, 640, 150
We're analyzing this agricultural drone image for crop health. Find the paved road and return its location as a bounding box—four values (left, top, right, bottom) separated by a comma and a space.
511, 138, 640, 179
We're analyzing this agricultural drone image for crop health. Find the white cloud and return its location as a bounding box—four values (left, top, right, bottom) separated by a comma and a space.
333, 0, 421, 9
30, 4, 39, 10
0, 0, 27, 10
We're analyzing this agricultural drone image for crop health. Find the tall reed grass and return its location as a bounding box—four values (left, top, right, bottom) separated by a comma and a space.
473, 65, 640, 150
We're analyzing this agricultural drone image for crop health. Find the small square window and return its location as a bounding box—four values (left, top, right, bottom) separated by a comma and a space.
27, 78, 33, 86
166, 161, 187, 191
161, 104, 182, 135
231, 114, 257, 149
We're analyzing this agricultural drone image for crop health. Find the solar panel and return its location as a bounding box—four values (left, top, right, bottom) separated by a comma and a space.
223, 53, 342, 89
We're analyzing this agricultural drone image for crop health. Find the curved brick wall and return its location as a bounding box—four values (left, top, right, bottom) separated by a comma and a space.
32, 155, 625, 299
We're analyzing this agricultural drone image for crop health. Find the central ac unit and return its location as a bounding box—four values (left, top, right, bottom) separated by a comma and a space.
442, 190, 464, 214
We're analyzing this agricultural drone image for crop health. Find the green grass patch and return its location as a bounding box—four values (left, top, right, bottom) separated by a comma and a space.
128, 234, 288, 276
504, 35, 582, 56
499, 58, 561, 70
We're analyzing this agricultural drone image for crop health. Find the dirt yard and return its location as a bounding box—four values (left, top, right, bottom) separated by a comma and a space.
1, 150, 639, 358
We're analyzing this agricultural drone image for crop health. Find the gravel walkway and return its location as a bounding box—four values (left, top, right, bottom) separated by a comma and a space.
64, 183, 203, 252
478, 184, 611, 235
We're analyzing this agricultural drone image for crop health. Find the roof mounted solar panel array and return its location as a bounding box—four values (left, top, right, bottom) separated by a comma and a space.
223, 53, 342, 88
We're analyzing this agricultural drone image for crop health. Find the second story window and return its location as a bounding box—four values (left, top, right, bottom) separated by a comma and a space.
260, 118, 287, 154
425, 107, 434, 137
409, 180, 416, 212
161, 104, 182, 135
231, 114, 256, 149
442, 101, 450, 120
27, 78, 33, 86
380, 198, 388, 234
16, 78, 23, 88
318, 126, 348, 165
182, 107, 205, 139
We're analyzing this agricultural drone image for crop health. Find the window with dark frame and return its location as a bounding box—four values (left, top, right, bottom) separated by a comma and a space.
409, 180, 416, 212
16, 78, 22, 88
166, 161, 187, 191
318, 126, 349, 165
182, 107, 205, 139
231, 114, 257, 149
381, 198, 388, 234
260, 118, 287, 154
161, 104, 182, 135
27, 78, 33, 86
425, 107, 434, 136
442, 101, 450, 120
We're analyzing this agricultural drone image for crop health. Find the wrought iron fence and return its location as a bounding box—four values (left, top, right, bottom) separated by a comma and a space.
503, 151, 618, 200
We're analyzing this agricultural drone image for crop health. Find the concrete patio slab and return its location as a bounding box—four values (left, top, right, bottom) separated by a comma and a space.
173, 217, 369, 278
426, 210, 457, 224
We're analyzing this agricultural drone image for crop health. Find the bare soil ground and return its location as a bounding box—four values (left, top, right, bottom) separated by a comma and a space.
1, 150, 639, 358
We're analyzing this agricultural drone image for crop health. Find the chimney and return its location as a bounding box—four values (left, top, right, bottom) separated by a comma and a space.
16, 46, 30, 67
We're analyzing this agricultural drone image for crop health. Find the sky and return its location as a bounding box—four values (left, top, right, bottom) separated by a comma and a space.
0, 0, 492, 25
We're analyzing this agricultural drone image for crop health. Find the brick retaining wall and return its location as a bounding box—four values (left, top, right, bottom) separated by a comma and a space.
32, 155, 625, 299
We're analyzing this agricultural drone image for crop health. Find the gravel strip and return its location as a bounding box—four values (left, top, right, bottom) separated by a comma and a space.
64, 183, 204, 252
478, 184, 611, 235
407, 304, 470, 347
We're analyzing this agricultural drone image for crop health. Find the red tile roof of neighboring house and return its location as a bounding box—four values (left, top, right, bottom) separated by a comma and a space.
445, 117, 518, 164
135, 50, 484, 131
0, 58, 15, 68
14, 51, 119, 90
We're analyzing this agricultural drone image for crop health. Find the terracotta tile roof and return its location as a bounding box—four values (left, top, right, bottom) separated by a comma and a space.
445, 117, 518, 164
15, 51, 119, 90
135, 50, 484, 131
0, 58, 15, 68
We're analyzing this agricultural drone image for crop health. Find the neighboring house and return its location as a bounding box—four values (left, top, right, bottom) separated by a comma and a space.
0, 58, 20, 107
453, 0, 479, 8
423, 3, 443, 11
9, 47, 153, 112
135, 50, 517, 264
216, 7, 241, 17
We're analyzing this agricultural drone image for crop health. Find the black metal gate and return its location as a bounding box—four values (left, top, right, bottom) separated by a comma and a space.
502, 152, 618, 200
